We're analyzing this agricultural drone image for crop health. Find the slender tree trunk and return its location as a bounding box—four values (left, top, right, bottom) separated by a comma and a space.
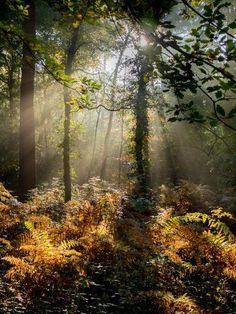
118, 111, 124, 186
8, 63, 14, 116
100, 32, 130, 179
19, 0, 36, 200
42, 87, 49, 162
100, 111, 114, 179
157, 110, 178, 185
88, 108, 101, 179
118, 63, 127, 186
63, 26, 79, 202
134, 58, 150, 196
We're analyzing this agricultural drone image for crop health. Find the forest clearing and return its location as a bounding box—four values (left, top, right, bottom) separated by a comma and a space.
0, 0, 236, 313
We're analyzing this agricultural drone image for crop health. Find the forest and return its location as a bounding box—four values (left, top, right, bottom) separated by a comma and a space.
0, 0, 236, 313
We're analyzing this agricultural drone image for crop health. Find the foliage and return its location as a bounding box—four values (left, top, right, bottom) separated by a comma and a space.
157, 0, 236, 130
2, 216, 84, 289
0, 0, 236, 312
0, 181, 236, 313
159, 180, 216, 214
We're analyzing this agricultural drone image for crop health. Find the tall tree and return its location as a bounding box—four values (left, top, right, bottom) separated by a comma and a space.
100, 31, 131, 179
19, 0, 36, 200
133, 52, 150, 195
63, 26, 80, 202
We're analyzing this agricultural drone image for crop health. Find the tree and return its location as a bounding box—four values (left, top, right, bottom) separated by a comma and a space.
133, 51, 150, 195
100, 30, 131, 179
19, 0, 36, 200
63, 26, 80, 202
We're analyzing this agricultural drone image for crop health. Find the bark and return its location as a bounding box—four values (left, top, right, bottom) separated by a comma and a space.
63, 26, 79, 202
87, 108, 101, 179
19, 0, 36, 200
100, 110, 114, 179
8, 59, 14, 115
118, 111, 124, 186
118, 63, 127, 186
134, 57, 150, 195
43, 87, 49, 162
100, 33, 130, 179
158, 113, 178, 185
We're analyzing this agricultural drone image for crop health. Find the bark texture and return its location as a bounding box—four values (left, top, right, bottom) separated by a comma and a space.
63, 27, 79, 202
19, 0, 36, 200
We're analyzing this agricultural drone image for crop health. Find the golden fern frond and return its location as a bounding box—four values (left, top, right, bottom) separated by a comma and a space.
211, 208, 234, 220
2, 256, 27, 267
34, 230, 50, 240
63, 249, 82, 256
33, 230, 53, 249
24, 220, 34, 232
2, 256, 34, 277
164, 212, 234, 240
161, 291, 175, 303
176, 293, 193, 303
0, 238, 12, 249
19, 232, 33, 246
175, 293, 197, 310
181, 261, 197, 273
224, 267, 236, 278
59, 239, 79, 250
19, 244, 37, 252
204, 231, 231, 247
2, 256, 36, 280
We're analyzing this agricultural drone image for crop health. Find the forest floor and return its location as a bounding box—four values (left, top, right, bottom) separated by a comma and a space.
0, 178, 236, 313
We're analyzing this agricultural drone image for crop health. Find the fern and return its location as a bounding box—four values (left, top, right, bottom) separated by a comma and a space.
204, 231, 231, 247
181, 261, 197, 273
59, 239, 79, 250
0, 238, 12, 249
2, 256, 27, 267
24, 220, 34, 232
2, 256, 35, 280
164, 212, 234, 240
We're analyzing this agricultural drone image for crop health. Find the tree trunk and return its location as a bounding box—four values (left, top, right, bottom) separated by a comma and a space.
63, 26, 79, 202
19, 0, 36, 200
100, 32, 130, 179
8, 61, 14, 116
118, 111, 124, 186
88, 108, 101, 179
157, 109, 178, 185
118, 63, 127, 186
100, 111, 114, 179
134, 58, 150, 196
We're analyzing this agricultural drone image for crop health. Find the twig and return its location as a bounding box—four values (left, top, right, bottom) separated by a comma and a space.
182, 0, 235, 40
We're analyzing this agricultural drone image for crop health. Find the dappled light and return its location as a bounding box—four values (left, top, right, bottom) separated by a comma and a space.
0, 0, 236, 313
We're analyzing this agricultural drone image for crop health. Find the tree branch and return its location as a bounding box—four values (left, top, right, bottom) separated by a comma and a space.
156, 31, 236, 85
182, 0, 235, 40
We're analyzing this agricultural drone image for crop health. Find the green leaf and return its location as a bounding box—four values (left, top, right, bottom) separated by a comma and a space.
209, 119, 219, 127
185, 38, 194, 43
156, 45, 162, 54
199, 68, 207, 75
228, 107, 236, 118
226, 40, 235, 52
220, 80, 234, 91
191, 29, 199, 37
162, 21, 175, 29
207, 86, 220, 93
168, 117, 177, 122
183, 44, 191, 51
228, 21, 236, 29
213, 0, 222, 6
215, 90, 223, 99
203, 5, 213, 17
216, 104, 225, 116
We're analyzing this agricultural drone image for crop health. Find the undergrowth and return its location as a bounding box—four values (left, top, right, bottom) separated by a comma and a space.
0, 179, 236, 313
